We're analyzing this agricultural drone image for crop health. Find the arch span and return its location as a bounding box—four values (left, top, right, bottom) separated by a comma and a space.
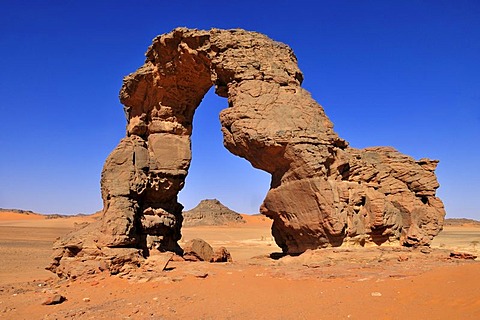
49, 28, 445, 277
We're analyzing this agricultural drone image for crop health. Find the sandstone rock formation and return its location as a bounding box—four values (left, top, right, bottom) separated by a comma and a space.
49, 27, 445, 277
183, 199, 245, 227
183, 239, 233, 263
211, 247, 233, 263
183, 238, 215, 262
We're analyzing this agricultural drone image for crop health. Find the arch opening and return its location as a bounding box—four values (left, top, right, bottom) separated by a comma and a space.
178, 87, 270, 214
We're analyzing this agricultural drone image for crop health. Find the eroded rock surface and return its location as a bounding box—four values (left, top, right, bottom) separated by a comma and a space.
49, 28, 445, 277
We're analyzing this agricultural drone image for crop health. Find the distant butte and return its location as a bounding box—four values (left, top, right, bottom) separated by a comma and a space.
48, 28, 445, 278
182, 199, 245, 227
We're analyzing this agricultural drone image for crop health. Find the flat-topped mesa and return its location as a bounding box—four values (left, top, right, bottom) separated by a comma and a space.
48, 28, 445, 278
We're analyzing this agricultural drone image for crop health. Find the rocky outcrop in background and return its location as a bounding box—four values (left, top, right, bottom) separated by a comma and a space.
49, 28, 445, 277
182, 199, 245, 227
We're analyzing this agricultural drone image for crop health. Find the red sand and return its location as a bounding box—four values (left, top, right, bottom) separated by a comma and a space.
1, 211, 479, 319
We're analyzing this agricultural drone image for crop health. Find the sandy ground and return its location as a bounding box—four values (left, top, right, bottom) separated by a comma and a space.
0, 211, 479, 319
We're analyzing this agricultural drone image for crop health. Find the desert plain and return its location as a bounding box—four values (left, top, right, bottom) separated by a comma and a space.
0, 210, 479, 319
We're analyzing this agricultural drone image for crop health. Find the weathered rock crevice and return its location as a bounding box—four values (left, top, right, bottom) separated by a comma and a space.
48, 28, 445, 277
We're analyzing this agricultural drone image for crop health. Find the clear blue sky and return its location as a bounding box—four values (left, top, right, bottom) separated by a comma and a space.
0, 1, 479, 218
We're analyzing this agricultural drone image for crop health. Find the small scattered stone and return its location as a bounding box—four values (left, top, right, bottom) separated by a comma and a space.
82, 297, 90, 302
170, 277, 184, 282
42, 294, 66, 305
371, 292, 382, 297
189, 271, 209, 278
143, 252, 173, 271
450, 251, 477, 260
211, 247, 233, 263
137, 277, 151, 283
397, 255, 409, 262
420, 247, 432, 254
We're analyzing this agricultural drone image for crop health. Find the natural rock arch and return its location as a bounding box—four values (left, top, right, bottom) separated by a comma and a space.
49, 28, 445, 277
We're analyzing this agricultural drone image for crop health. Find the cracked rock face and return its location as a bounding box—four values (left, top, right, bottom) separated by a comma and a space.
49, 28, 445, 277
